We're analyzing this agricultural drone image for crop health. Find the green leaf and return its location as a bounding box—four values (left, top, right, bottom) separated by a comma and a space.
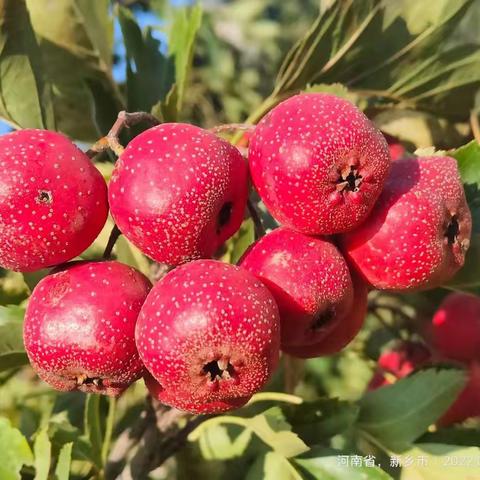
54, 442, 73, 480
398, 444, 480, 480
164, 4, 203, 115
117, 5, 175, 113
198, 424, 252, 461
114, 236, 150, 276
0, 0, 55, 130
84, 395, 103, 469
33, 429, 51, 480
285, 398, 360, 445
304, 83, 362, 107
445, 140, 480, 293
358, 368, 466, 451
294, 446, 393, 480
247, 407, 309, 458
0, 417, 34, 480
190, 407, 309, 459
247, 452, 303, 480
272, 0, 480, 122
25, 0, 121, 140
419, 426, 480, 447
0, 305, 28, 372
231, 219, 255, 264
47, 412, 95, 464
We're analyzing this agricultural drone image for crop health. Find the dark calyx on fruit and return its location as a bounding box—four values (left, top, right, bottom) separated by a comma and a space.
337, 166, 362, 193
37, 190, 53, 204
217, 201, 233, 233
445, 215, 459, 245
309, 307, 336, 332
203, 358, 235, 381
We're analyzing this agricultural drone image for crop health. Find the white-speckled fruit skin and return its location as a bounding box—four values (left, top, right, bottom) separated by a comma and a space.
240, 227, 357, 353
249, 93, 391, 235
340, 156, 472, 292
109, 123, 249, 266
23, 261, 152, 396
136, 259, 281, 414
0, 129, 108, 272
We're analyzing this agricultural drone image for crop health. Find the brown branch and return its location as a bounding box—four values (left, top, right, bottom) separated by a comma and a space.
108, 397, 213, 480
103, 225, 122, 259
86, 111, 160, 158
247, 199, 266, 239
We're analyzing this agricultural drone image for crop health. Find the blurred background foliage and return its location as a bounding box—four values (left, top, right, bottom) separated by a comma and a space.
1, 0, 480, 479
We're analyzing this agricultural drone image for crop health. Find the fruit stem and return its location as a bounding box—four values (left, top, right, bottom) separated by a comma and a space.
103, 225, 122, 259
86, 111, 160, 158
470, 109, 480, 143
246, 392, 303, 405
210, 123, 255, 135
247, 199, 266, 239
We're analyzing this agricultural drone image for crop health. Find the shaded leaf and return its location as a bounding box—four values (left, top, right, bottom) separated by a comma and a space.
25, 0, 121, 140
284, 398, 360, 444
0, 305, 28, 372
358, 368, 466, 451
419, 426, 480, 447
117, 5, 174, 113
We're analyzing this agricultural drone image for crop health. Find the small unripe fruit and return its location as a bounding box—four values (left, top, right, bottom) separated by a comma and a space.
0, 129, 108, 272
136, 260, 280, 414
383, 132, 407, 161
109, 123, 248, 266
240, 227, 363, 357
432, 292, 480, 364
341, 156, 472, 291
248, 93, 391, 235
368, 341, 432, 389
23, 261, 151, 396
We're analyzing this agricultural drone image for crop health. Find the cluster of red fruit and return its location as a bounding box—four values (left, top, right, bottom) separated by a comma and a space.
370, 292, 480, 425
0, 93, 472, 414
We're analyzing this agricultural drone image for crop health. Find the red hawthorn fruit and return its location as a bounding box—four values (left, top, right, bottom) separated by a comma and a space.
368, 341, 432, 389
438, 362, 480, 426
0, 129, 108, 272
109, 123, 248, 266
280, 274, 368, 358
248, 93, 391, 235
136, 259, 281, 414
340, 156, 472, 291
23, 261, 151, 396
432, 292, 480, 364
239, 227, 361, 356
